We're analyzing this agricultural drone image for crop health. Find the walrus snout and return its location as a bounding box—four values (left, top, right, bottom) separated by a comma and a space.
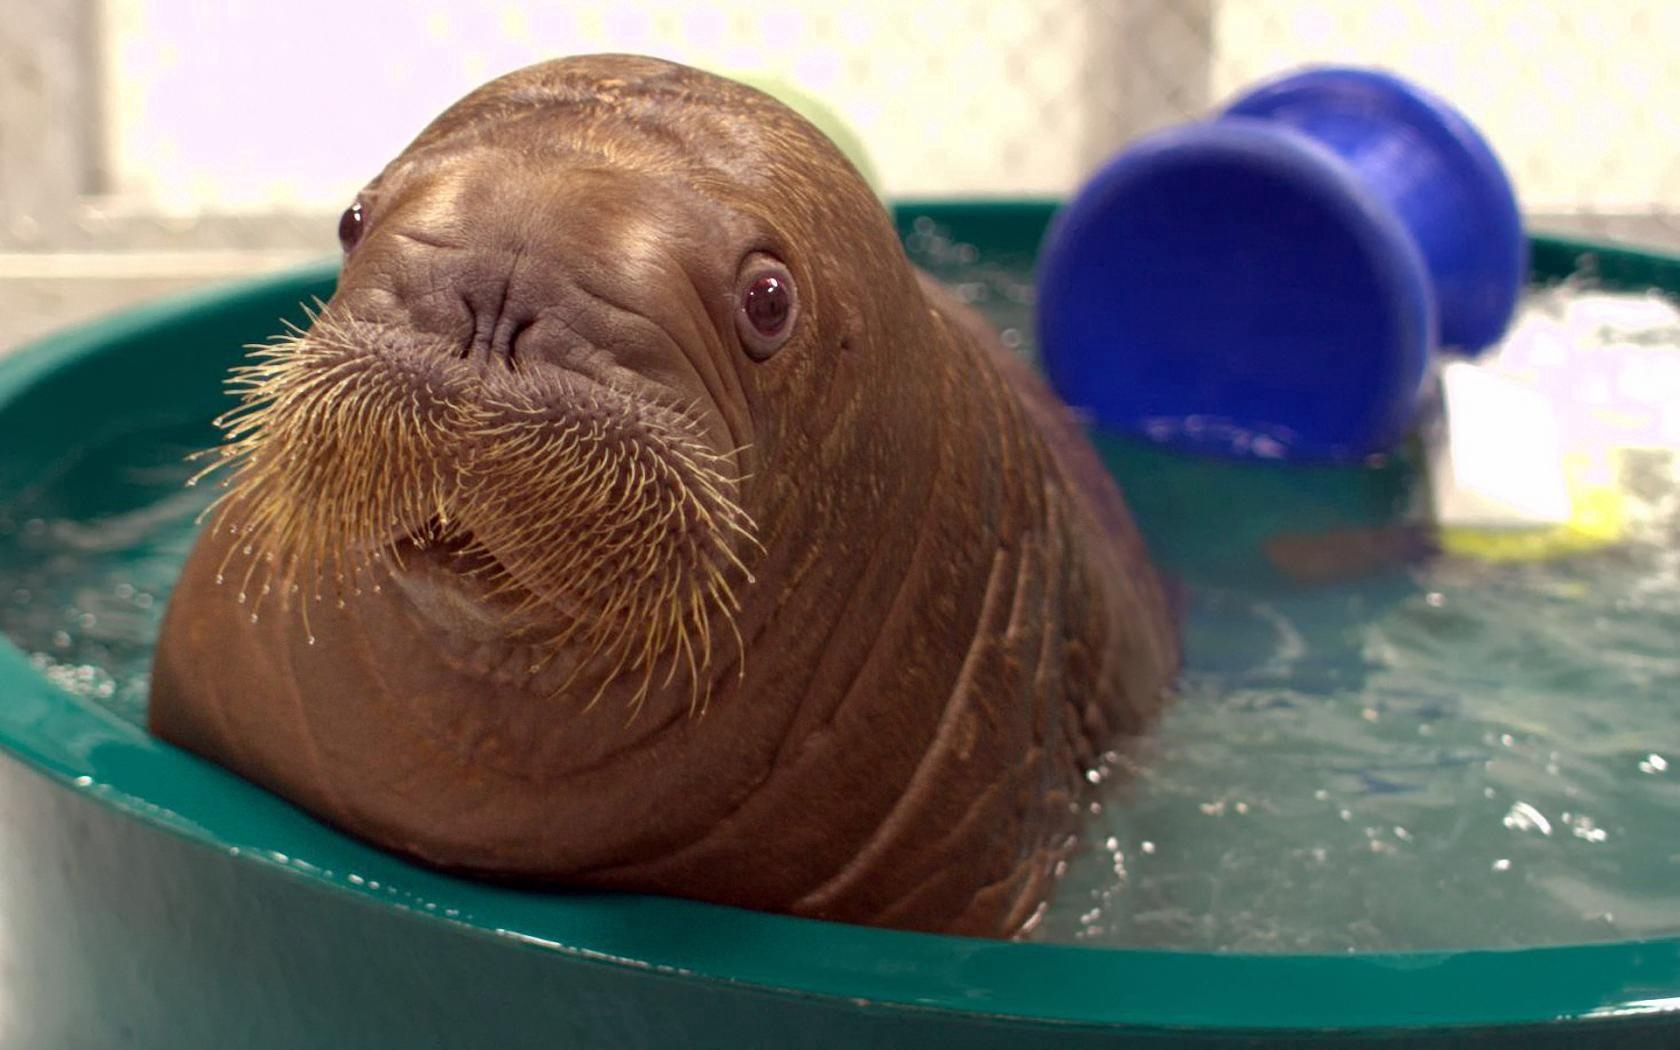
196, 206, 762, 707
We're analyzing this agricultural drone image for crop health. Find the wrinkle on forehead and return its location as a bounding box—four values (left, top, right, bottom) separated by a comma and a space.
370, 58, 860, 224
399, 80, 810, 179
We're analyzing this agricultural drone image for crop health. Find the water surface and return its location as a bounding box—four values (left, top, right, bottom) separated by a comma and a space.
3, 235, 1678, 952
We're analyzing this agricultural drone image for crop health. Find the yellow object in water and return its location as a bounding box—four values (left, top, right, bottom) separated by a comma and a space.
1439, 451, 1627, 561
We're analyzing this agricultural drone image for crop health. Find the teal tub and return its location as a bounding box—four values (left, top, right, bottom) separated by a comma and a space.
2, 203, 1678, 1048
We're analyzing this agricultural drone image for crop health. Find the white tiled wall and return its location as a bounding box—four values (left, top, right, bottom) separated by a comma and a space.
104, 0, 1169, 211
1213, 1, 1680, 213
101, 0, 1679, 216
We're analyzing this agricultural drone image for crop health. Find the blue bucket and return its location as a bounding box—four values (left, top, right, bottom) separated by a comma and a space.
1038, 67, 1526, 462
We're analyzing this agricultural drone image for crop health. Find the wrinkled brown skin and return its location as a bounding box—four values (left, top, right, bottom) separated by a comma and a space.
149, 55, 1179, 938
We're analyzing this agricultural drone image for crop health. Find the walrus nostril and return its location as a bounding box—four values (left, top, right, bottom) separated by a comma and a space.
505, 318, 537, 370
486, 310, 531, 369
453, 278, 535, 369
459, 296, 478, 361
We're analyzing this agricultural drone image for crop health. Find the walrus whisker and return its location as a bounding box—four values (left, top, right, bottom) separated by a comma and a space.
722, 587, 749, 686
572, 634, 625, 713
629, 638, 663, 714
296, 580, 317, 644
662, 593, 689, 691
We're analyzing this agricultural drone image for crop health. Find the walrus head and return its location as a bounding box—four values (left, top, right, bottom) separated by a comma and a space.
154, 54, 1177, 935
199, 55, 908, 714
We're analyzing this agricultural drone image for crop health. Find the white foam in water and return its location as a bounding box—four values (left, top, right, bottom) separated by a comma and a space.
1428, 285, 1680, 540
1487, 285, 1680, 453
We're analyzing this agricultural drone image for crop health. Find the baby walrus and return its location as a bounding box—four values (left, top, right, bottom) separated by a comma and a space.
150, 54, 1179, 938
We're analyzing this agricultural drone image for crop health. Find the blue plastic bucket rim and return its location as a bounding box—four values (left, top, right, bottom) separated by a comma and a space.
1035, 116, 1435, 463
1225, 65, 1528, 353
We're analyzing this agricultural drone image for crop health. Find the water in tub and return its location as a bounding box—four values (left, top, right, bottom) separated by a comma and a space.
3, 222, 1679, 952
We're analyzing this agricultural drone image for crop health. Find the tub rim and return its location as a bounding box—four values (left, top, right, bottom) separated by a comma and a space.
2, 205, 1679, 1035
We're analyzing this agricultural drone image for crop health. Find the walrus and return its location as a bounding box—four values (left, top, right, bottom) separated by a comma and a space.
149, 54, 1179, 938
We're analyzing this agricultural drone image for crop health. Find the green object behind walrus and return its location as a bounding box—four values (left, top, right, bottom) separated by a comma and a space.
731, 73, 884, 197
147, 54, 1178, 938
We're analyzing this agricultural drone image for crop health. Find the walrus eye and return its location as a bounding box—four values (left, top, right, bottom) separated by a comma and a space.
337, 201, 365, 254
735, 256, 797, 360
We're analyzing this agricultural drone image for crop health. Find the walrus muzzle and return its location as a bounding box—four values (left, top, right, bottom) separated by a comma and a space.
202, 306, 753, 710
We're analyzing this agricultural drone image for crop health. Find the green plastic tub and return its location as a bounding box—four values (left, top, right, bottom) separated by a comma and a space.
2, 203, 1678, 1048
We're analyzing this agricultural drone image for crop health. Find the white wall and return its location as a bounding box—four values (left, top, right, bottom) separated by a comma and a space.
95, 0, 1680, 216
105, 0, 1190, 211
1213, 0, 1680, 213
